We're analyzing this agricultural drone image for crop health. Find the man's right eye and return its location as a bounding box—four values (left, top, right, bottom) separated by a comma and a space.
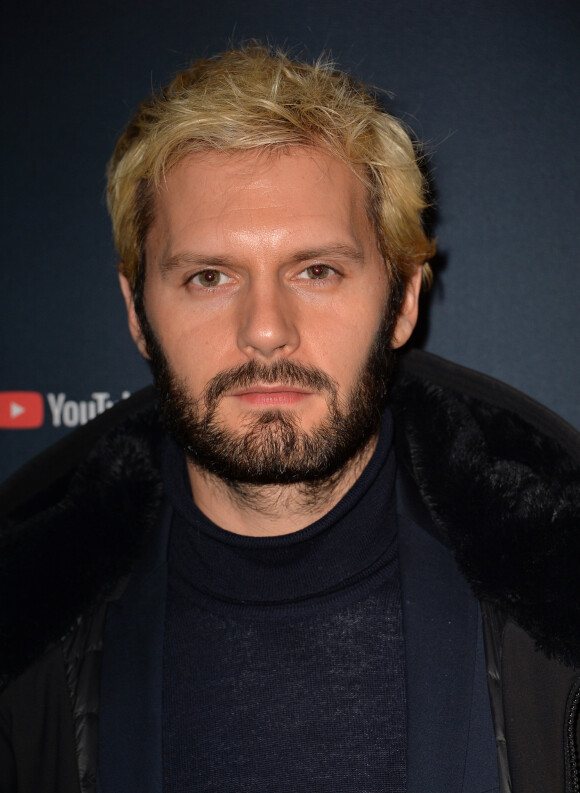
191, 269, 233, 287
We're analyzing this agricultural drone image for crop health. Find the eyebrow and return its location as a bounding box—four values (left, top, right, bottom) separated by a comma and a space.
289, 244, 366, 265
159, 252, 234, 276
159, 244, 366, 276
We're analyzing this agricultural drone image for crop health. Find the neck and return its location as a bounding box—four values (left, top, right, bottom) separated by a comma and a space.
186, 435, 379, 537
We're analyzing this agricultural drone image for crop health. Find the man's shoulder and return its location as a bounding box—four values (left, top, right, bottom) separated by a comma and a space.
0, 386, 164, 681
394, 348, 580, 460
0, 386, 160, 524
392, 348, 580, 669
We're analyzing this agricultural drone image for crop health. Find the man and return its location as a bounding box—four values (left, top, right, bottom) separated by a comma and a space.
1, 45, 579, 793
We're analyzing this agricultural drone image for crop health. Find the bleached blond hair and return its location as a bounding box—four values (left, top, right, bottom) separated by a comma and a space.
107, 44, 435, 293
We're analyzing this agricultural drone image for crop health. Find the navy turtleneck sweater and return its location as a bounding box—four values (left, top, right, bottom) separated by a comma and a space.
162, 409, 406, 792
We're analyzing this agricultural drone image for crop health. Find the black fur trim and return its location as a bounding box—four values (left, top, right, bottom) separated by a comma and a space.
0, 406, 164, 678
391, 375, 580, 667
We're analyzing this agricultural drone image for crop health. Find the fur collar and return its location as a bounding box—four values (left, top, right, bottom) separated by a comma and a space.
0, 406, 165, 678
390, 373, 580, 668
1, 363, 580, 678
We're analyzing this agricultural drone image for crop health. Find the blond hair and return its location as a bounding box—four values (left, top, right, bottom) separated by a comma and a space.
107, 44, 435, 292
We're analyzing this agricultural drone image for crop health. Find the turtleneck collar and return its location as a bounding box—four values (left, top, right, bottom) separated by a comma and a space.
162, 409, 398, 605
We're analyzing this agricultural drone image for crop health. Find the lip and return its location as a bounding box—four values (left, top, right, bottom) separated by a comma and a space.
229, 384, 314, 405
230, 384, 312, 396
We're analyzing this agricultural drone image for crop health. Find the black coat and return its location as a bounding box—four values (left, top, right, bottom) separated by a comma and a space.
1, 350, 580, 792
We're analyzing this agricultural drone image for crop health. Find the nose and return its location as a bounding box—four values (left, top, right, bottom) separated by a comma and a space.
236, 278, 300, 359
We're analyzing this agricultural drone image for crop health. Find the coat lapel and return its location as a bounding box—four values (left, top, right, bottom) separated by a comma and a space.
398, 472, 498, 793
97, 500, 171, 793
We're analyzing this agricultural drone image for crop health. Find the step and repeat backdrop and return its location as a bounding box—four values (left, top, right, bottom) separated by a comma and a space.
2, 0, 579, 482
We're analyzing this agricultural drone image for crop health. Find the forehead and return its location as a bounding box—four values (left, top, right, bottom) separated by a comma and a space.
146, 147, 374, 258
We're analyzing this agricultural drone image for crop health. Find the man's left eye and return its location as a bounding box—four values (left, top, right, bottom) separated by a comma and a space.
296, 264, 333, 280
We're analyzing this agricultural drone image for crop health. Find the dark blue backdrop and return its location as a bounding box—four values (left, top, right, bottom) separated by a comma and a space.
2, 0, 579, 481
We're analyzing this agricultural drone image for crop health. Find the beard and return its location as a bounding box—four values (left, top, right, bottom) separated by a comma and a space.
138, 301, 399, 487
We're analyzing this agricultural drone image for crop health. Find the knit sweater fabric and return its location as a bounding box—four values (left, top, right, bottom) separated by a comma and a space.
162, 410, 406, 792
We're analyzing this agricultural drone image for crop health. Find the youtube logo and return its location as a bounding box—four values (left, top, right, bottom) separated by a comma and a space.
0, 392, 44, 429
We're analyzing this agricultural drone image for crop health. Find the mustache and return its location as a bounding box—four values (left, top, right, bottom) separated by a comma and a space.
203, 359, 338, 407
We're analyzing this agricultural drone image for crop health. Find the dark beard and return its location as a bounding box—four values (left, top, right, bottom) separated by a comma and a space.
138, 302, 398, 486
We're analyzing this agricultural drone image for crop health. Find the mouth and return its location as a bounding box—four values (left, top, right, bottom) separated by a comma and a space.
229, 384, 314, 406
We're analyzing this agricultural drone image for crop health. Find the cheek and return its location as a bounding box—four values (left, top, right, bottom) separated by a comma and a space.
144, 288, 231, 370
168, 340, 229, 394
305, 306, 383, 385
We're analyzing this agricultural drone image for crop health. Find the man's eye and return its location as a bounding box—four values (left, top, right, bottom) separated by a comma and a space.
191, 269, 233, 287
296, 264, 333, 280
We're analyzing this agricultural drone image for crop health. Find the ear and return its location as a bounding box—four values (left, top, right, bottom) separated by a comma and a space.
118, 270, 150, 359
391, 266, 423, 349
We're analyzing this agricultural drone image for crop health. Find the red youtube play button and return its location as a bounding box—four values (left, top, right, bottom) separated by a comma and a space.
0, 392, 44, 429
